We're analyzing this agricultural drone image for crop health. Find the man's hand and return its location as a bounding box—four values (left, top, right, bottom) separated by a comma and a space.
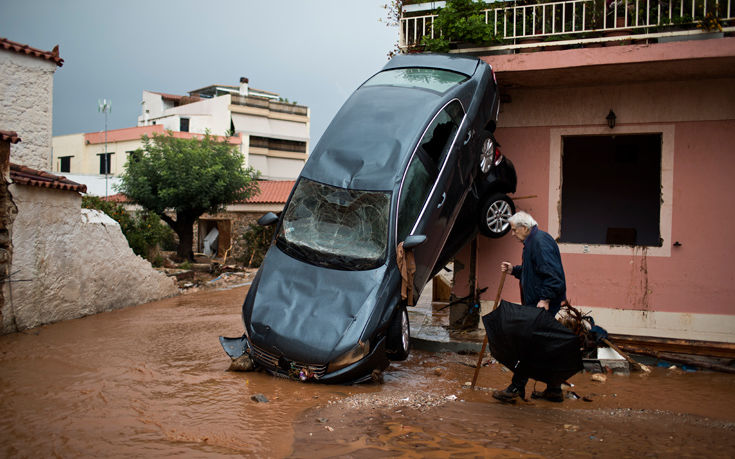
537, 299, 549, 311
500, 262, 512, 273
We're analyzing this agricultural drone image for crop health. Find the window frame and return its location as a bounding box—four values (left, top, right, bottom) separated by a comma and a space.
97, 152, 114, 175
548, 125, 674, 257
395, 98, 466, 244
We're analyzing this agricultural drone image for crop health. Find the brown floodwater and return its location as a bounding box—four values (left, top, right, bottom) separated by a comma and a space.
1, 285, 734, 458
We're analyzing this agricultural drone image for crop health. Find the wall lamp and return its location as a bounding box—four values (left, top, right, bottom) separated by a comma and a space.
606, 110, 616, 129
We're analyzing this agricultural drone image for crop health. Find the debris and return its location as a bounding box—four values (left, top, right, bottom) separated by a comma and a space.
564, 424, 579, 432
228, 354, 255, 372
463, 381, 472, 387
324, 426, 334, 432
317, 418, 328, 423
567, 391, 580, 400
250, 394, 269, 403
433, 367, 443, 376
446, 395, 457, 401
591, 373, 607, 382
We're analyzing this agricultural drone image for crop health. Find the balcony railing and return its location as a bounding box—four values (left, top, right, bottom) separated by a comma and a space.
231, 94, 309, 117
400, 0, 733, 50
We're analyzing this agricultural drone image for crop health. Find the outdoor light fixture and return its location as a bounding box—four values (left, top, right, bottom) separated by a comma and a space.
606, 109, 616, 129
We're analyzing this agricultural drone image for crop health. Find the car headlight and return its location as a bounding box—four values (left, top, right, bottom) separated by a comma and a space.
328, 340, 370, 373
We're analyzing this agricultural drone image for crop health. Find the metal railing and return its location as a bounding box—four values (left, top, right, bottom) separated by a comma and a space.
231, 94, 309, 116
400, 0, 733, 48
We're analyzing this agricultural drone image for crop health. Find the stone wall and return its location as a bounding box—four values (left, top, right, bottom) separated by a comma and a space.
0, 141, 18, 325
3, 185, 178, 333
0, 50, 56, 171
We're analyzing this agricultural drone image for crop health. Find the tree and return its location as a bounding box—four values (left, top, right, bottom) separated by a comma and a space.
119, 131, 259, 260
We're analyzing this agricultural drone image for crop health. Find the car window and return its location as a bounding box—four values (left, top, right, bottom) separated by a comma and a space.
420, 100, 464, 167
397, 154, 433, 242
277, 178, 391, 271
363, 68, 468, 94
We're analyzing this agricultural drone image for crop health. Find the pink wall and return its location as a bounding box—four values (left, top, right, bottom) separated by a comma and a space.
457, 121, 735, 316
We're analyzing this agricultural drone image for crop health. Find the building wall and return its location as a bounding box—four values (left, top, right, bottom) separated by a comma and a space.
456, 77, 735, 342
0, 50, 56, 171
3, 185, 178, 333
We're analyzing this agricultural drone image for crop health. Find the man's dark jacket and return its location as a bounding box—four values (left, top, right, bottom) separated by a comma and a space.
511, 226, 566, 315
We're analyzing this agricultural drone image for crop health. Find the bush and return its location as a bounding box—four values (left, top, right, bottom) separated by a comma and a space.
237, 221, 275, 268
422, 0, 497, 52
82, 196, 175, 261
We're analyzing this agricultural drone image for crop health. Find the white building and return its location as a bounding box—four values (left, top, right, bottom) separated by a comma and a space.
138, 77, 310, 180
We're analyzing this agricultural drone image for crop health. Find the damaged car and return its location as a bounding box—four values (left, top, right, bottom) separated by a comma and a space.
220, 53, 516, 383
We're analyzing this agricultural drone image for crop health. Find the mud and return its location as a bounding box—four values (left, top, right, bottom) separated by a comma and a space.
1, 285, 734, 457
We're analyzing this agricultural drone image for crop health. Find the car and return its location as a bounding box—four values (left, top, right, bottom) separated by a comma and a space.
220, 53, 516, 383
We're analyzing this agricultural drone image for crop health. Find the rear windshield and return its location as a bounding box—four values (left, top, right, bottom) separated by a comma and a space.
363, 68, 469, 94
276, 178, 391, 271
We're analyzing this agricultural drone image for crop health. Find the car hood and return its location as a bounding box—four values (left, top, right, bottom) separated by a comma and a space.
246, 246, 390, 364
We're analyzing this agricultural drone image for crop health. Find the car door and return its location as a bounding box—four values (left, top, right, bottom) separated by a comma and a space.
397, 99, 467, 296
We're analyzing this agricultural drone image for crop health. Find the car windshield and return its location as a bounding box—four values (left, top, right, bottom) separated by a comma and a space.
276, 178, 391, 271
363, 68, 468, 94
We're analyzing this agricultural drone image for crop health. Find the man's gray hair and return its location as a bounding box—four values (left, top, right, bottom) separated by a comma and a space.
508, 211, 537, 229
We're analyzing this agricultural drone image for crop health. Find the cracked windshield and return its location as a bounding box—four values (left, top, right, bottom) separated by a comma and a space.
278, 178, 390, 270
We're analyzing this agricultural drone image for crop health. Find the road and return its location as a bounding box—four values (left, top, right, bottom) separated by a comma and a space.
1, 285, 733, 457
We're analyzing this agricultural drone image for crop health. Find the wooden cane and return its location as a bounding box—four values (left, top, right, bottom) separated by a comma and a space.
471, 270, 507, 389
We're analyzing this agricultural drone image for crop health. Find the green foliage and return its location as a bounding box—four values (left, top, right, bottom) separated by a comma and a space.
82, 196, 174, 261
237, 221, 275, 268
422, 0, 496, 52
118, 131, 260, 259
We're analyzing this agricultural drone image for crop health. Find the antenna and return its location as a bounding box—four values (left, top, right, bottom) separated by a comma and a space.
98, 99, 111, 198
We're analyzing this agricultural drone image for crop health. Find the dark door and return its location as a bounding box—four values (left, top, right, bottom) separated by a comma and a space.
396, 100, 466, 296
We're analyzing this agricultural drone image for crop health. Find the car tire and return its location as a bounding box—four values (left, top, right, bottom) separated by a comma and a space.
387, 305, 410, 361
478, 193, 515, 238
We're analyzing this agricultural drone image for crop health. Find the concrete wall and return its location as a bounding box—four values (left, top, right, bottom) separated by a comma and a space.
3, 185, 178, 333
0, 50, 56, 171
454, 76, 735, 342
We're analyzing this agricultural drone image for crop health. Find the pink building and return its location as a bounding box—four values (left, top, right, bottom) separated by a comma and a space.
401, 2, 735, 348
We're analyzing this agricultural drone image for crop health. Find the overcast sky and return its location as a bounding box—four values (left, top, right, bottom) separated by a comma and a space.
0, 0, 398, 149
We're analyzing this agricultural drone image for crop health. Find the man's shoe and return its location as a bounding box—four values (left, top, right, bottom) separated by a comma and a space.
531, 388, 564, 402
492, 384, 525, 403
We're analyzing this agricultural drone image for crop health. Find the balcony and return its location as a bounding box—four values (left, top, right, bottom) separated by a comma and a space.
230, 94, 309, 117
400, 0, 734, 53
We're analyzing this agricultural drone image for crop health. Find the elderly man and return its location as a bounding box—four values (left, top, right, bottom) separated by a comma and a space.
493, 210, 567, 403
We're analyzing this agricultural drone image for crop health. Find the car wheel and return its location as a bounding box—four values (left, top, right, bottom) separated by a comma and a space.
479, 137, 495, 174
387, 305, 410, 361
478, 193, 515, 238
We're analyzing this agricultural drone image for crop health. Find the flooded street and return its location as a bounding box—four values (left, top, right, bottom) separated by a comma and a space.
1, 285, 734, 457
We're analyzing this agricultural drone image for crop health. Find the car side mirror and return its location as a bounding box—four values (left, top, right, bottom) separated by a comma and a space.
403, 234, 426, 250
257, 212, 279, 226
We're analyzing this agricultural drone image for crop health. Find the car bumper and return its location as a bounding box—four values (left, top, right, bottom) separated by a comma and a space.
220, 334, 389, 384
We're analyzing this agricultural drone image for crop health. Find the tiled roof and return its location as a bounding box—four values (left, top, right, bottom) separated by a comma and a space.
0, 130, 21, 144
243, 180, 295, 204
10, 163, 87, 193
100, 180, 294, 206
0, 37, 64, 67
102, 193, 129, 203
150, 91, 201, 103
84, 125, 241, 145
85, 125, 164, 144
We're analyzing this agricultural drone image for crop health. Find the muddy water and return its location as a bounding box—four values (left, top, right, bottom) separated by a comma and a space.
0, 286, 379, 457
2, 285, 735, 457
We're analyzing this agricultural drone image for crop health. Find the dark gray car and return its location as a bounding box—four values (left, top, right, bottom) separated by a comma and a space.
220, 53, 513, 383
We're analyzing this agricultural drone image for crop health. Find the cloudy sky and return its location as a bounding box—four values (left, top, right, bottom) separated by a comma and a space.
1, 0, 398, 148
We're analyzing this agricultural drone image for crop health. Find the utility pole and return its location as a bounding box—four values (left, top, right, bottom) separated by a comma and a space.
98, 99, 111, 198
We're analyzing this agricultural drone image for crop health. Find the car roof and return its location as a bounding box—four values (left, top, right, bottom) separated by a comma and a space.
301, 54, 484, 192
301, 84, 445, 192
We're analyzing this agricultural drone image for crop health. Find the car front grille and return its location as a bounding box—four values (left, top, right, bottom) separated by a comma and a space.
250, 344, 328, 380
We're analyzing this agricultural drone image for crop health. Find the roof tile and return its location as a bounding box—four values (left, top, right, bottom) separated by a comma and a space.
0, 37, 63, 67
10, 163, 87, 193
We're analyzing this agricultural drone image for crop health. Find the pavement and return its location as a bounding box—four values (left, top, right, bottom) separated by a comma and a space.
408, 282, 486, 354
